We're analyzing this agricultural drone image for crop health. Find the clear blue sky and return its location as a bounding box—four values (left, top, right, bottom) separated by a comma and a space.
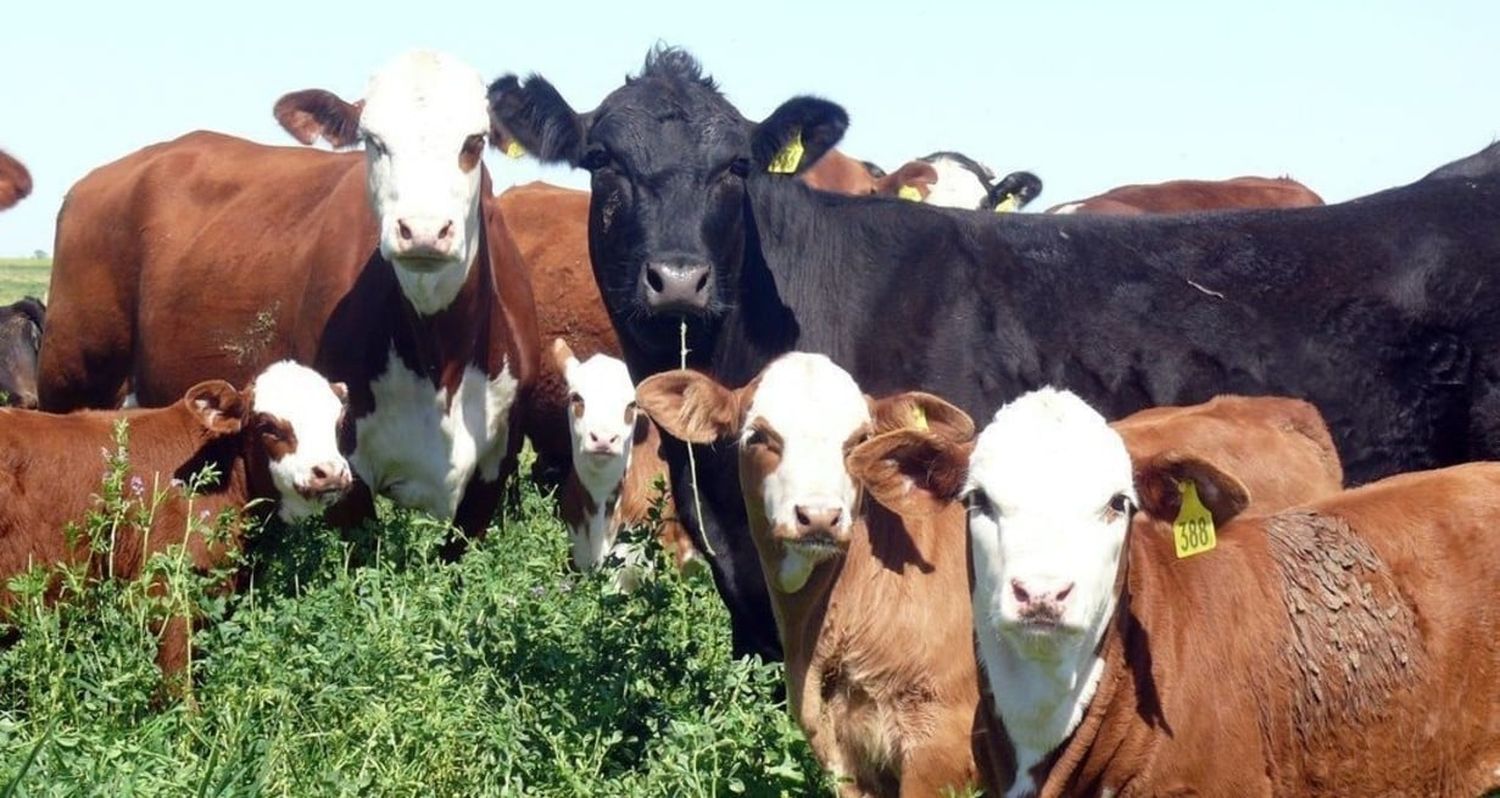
2, 1, 1494, 255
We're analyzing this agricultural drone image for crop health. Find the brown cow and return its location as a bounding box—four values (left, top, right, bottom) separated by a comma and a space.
1048, 175, 1323, 215
0, 149, 30, 210
877, 387, 1500, 797
0, 361, 350, 678
639, 352, 982, 797
38, 51, 539, 554
0, 297, 44, 408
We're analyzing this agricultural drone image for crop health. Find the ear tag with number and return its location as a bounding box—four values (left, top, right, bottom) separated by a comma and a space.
1172, 479, 1217, 558
897, 185, 923, 202
503, 139, 527, 159
994, 194, 1021, 213
767, 128, 805, 174
910, 404, 929, 431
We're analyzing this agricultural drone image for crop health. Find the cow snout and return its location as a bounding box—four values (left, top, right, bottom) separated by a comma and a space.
586, 430, 622, 455
1011, 578, 1074, 625
394, 216, 456, 259
642, 261, 713, 314
794, 504, 843, 537
303, 461, 353, 498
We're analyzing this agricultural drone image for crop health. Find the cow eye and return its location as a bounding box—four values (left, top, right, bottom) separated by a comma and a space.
363, 134, 387, 156
727, 157, 750, 178
968, 489, 995, 517
463, 134, 485, 152
745, 427, 780, 453
581, 146, 611, 171
1106, 493, 1132, 517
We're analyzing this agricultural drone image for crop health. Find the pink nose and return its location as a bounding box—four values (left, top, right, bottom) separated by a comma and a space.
305, 461, 352, 497
1011, 578, 1074, 611
794, 505, 843, 536
395, 216, 455, 257
587, 431, 621, 449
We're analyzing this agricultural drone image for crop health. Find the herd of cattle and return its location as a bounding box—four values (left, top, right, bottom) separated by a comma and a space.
2, 45, 1499, 795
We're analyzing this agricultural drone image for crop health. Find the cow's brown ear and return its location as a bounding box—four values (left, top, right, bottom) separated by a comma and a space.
636, 370, 740, 445
273, 89, 364, 148
873, 160, 939, 198
1135, 452, 1250, 528
184, 380, 248, 436
848, 429, 972, 518
870, 391, 975, 444
550, 338, 577, 376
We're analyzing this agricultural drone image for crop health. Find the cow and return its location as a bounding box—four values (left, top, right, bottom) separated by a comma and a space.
552, 338, 695, 574
638, 353, 982, 797
0, 361, 350, 679
916, 152, 1043, 212
489, 46, 1500, 660
1046, 175, 1323, 215
883, 387, 1500, 796
1423, 140, 1500, 181
38, 51, 539, 555
0, 297, 44, 408
0, 150, 30, 210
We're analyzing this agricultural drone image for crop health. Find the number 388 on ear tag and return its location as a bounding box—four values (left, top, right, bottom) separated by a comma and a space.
1173, 479, 1217, 558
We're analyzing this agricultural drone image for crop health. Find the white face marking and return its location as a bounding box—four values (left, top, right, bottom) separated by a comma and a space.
352, 351, 518, 518
1050, 202, 1083, 215
967, 388, 1134, 784
922, 155, 995, 210
249, 361, 351, 522
741, 353, 869, 575
358, 50, 491, 315
559, 352, 640, 571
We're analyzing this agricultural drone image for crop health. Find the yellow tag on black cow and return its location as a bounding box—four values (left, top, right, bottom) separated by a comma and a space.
1172, 479, 1217, 558
897, 185, 922, 202
994, 194, 1020, 213
503, 140, 526, 159
767, 129, 804, 174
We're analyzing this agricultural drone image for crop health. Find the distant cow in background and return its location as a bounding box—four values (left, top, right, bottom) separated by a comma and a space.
0, 150, 31, 210
913, 152, 1043, 211
0, 297, 44, 408
1048, 175, 1323, 214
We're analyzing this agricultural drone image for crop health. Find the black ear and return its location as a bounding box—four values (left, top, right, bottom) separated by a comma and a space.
990, 171, 1043, 210
752, 96, 849, 176
487, 74, 587, 166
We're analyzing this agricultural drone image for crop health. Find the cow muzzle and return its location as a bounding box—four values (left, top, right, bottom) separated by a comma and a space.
298, 461, 354, 503
392, 216, 458, 264
641, 260, 714, 315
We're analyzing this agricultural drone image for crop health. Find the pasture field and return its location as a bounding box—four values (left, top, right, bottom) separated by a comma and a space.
0, 447, 837, 797
0, 258, 50, 304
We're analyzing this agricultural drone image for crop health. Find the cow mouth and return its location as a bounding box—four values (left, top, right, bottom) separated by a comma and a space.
393, 253, 458, 273
785, 534, 844, 558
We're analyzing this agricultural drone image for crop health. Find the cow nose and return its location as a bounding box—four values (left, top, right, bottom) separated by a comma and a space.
395, 216, 455, 257
642, 261, 713, 313
1011, 578, 1074, 608
306, 461, 352, 496
588, 431, 620, 447
794, 505, 843, 536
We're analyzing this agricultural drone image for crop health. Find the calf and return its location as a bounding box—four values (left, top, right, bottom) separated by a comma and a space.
0, 361, 350, 677
639, 353, 981, 797
552, 339, 695, 573
1047, 174, 1323, 215
883, 388, 1500, 796
915, 152, 1042, 211
0, 297, 44, 408
0, 150, 30, 210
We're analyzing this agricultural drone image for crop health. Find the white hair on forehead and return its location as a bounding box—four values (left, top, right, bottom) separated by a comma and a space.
969, 387, 1131, 497
251, 361, 340, 417
567, 353, 634, 399
360, 49, 488, 126
743, 352, 868, 437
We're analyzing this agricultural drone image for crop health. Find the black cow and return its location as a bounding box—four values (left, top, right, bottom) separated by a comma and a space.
0, 297, 45, 408
491, 46, 1500, 661
1424, 140, 1500, 181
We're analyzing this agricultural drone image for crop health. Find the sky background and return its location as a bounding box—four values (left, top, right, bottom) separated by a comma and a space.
2, 1, 1494, 255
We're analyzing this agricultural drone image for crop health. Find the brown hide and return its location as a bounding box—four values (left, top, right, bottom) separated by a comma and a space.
1049, 175, 1324, 215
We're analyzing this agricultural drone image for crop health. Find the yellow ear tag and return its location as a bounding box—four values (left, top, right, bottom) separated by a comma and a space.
994, 194, 1020, 213
1172, 479, 1217, 558
910, 404, 929, 431
767, 129, 805, 174
503, 139, 526, 159
897, 185, 923, 202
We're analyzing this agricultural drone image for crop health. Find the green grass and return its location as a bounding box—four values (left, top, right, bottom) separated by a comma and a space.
0, 258, 50, 305
0, 443, 832, 797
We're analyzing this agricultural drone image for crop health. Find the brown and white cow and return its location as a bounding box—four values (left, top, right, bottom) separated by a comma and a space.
639, 353, 982, 797
1047, 175, 1323, 215
39, 51, 539, 552
0, 361, 350, 678
0, 149, 30, 210
552, 339, 695, 574
881, 387, 1500, 797
0, 297, 44, 408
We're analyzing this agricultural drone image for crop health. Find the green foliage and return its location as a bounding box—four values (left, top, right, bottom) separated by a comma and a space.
0, 441, 829, 796
0, 259, 49, 304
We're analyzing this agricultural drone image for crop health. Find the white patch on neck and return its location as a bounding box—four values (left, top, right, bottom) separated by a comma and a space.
250, 360, 350, 522
567, 454, 630, 571
351, 350, 518, 518
391, 249, 478, 316
1050, 202, 1083, 215
922, 154, 995, 210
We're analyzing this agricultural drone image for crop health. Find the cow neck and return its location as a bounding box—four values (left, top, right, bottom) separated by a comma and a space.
559, 451, 629, 568
388, 219, 497, 400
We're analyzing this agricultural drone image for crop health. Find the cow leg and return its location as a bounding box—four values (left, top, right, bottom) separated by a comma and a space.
446, 471, 507, 561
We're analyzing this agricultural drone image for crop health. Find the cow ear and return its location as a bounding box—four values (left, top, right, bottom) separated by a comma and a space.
989, 170, 1043, 211
550, 337, 577, 376
184, 380, 248, 436
870, 391, 975, 444
874, 161, 939, 199
636, 370, 740, 445
273, 90, 364, 148
753, 96, 849, 177
329, 381, 349, 404
848, 429, 972, 518
1135, 452, 1250, 528
0, 150, 33, 211
487, 74, 587, 166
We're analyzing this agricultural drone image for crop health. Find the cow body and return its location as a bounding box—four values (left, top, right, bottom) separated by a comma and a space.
0, 297, 44, 408
1047, 175, 1322, 215
1424, 140, 1500, 181
40, 52, 538, 546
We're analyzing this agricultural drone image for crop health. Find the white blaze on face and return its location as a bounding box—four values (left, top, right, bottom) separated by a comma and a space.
250, 361, 351, 522
740, 353, 870, 590
922, 154, 995, 210
358, 50, 491, 315
967, 388, 1135, 792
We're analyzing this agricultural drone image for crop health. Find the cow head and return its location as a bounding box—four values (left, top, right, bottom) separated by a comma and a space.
0, 297, 44, 408
637, 352, 970, 592
553, 338, 643, 481
916, 153, 1042, 212
220, 361, 353, 522
489, 47, 847, 361
273, 50, 492, 315
0, 150, 32, 211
